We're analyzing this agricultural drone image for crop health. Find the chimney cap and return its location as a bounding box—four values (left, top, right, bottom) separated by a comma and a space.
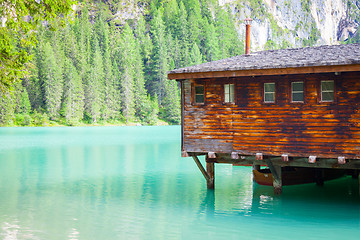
244, 18, 253, 25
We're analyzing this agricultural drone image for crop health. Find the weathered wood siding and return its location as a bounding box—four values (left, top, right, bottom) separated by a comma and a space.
182, 71, 360, 159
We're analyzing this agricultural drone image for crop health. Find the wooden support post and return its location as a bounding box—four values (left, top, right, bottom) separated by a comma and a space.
273, 165, 282, 195
206, 161, 215, 189
192, 156, 210, 182
266, 159, 282, 195
192, 155, 215, 189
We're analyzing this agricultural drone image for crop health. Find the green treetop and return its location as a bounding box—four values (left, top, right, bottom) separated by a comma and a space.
0, 0, 74, 93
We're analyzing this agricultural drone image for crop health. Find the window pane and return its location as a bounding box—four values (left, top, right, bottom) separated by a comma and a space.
292, 82, 303, 92
321, 80, 334, 101
292, 92, 304, 102
195, 85, 204, 94
321, 81, 334, 92
292, 82, 304, 102
195, 94, 204, 103
265, 93, 274, 102
224, 84, 235, 103
224, 84, 229, 94
229, 84, 234, 95
264, 83, 275, 92
225, 94, 229, 103
322, 92, 334, 101
229, 93, 235, 102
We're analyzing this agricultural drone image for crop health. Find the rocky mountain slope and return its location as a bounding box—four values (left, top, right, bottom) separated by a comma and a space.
224, 0, 360, 50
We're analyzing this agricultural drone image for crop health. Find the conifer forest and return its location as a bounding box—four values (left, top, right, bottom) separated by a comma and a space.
0, 0, 243, 126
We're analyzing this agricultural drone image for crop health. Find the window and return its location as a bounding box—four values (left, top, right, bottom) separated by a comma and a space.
194, 84, 205, 104
264, 83, 275, 103
224, 84, 235, 103
291, 81, 304, 102
321, 80, 334, 102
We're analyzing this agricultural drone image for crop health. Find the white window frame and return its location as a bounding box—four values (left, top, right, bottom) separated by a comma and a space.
291, 81, 304, 103
194, 84, 205, 104
264, 82, 275, 103
224, 84, 235, 103
321, 80, 335, 102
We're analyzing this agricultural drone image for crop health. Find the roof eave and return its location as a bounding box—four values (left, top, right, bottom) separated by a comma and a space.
168, 64, 360, 80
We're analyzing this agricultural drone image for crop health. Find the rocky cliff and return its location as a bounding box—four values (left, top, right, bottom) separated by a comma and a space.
223, 0, 360, 50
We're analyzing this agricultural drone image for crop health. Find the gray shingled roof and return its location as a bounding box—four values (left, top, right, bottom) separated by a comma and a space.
168, 43, 360, 75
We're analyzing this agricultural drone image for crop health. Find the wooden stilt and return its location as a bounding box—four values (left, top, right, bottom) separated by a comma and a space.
192, 156, 210, 182
192, 155, 215, 189
273, 165, 282, 195
266, 159, 282, 195
206, 161, 215, 189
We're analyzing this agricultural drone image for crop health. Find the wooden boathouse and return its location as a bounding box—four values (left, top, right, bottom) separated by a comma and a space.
167, 43, 360, 194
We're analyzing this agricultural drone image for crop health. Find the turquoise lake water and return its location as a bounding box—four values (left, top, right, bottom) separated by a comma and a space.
0, 126, 359, 239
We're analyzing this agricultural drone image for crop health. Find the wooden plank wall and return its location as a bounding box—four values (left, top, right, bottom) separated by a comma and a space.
182, 71, 360, 159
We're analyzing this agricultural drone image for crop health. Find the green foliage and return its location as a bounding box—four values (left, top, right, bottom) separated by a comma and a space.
301, 0, 311, 12
0, 92, 14, 126
32, 110, 49, 126
0, 0, 74, 93
345, 30, 360, 44
302, 22, 320, 47
1, 0, 244, 126
41, 41, 63, 120
189, 43, 203, 65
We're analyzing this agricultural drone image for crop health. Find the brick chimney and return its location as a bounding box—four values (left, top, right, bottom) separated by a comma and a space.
244, 18, 252, 55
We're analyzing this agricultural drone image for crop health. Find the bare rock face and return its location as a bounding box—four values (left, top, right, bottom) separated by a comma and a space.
337, 18, 358, 41
223, 0, 360, 50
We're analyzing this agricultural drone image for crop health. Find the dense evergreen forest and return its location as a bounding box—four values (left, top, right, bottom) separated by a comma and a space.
0, 0, 242, 126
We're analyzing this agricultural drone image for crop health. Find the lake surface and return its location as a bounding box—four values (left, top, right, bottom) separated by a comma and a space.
0, 126, 359, 240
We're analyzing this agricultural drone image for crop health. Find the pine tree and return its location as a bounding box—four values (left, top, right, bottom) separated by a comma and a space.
150, 8, 170, 103
163, 0, 180, 35
84, 38, 104, 123
12, 81, 31, 115
119, 23, 137, 122
28, 31, 46, 111
134, 15, 154, 95
62, 57, 84, 124
41, 41, 63, 120
215, 6, 243, 59
0, 92, 14, 126
161, 80, 181, 124
133, 37, 159, 124
151, 8, 181, 124
63, 24, 80, 71
204, 22, 221, 61
189, 42, 203, 65
176, 1, 190, 67
186, 0, 203, 47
